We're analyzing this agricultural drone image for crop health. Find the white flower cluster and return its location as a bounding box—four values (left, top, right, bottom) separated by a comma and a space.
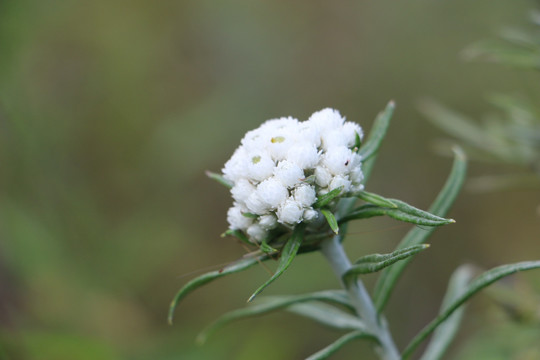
223, 108, 365, 242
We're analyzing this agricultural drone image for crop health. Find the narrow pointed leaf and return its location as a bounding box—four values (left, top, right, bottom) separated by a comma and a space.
306, 331, 377, 360
314, 187, 344, 209
355, 191, 397, 208
343, 245, 429, 284
353, 245, 430, 265
419, 265, 475, 360
403, 261, 540, 359
321, 209, 339, 234
248, 225, 305, 302
359, 101, 395, 161
374, 147, 467, 312
390, 199, 455, 223
287, 302, 366, 330
222, 229, 252, 246
197, 290, 353, 344
205, 171, 233, 189
340, 205, 453, 227
354, 131, 362, 151
168, 254, 269, 324
259, 240, 277, 254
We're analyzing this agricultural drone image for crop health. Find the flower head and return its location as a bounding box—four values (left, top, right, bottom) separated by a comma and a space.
223, 108, 364, 242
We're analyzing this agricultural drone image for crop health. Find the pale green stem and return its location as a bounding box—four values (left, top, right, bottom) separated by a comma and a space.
320, 236, 400, 360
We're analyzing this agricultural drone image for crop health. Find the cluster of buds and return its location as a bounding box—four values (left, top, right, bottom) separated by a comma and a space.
223, 108, 364, 242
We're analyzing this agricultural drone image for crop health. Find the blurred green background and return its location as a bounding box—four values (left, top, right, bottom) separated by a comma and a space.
1, 1, 539, 359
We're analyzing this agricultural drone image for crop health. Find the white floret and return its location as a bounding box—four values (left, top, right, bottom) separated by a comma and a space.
329, 175, 352, 194
342, 122, 363, 148
277, 198, 304, 225
257, 177, 289, 208
231, 178, 256, 203
286, 143, 320, 169
222, 147, 248, 183
349, 165, 364, 184
294, 184, 317, 207
245, 151, 275, 182
247, 223, 267, 241
307, 108, 344, 132
322, 146, 353, 175
227, 205, 253, 230
297, 122, 321, 147
259, 214, 278, 230
303, 209, 319, 222
274, 160, 304, 188
321, 128, 349, 150
245, 191, 270, 214
314, 165, 332, 187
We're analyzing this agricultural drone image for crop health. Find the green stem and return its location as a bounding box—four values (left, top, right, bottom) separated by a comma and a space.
320, 236, 400, 360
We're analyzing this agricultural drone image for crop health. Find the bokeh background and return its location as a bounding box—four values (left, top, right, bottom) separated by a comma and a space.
1, 0, 539, 359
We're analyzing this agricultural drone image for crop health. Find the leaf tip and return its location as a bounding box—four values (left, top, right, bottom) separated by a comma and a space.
195, 333, 207, 345
247, 293, 257, 303
167, 304, 176, 325
388, 100, 396, 108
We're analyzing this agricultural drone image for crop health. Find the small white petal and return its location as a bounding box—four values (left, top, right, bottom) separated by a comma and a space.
329, 175, 352, 194
245, 192, 270, 214
286, 143, 320, 169
246, 151, 275, 182
274, 160, 304, 188
259, 214, 278, 230
277, 198, 304, 224
321, 129, 348, 150
303, 209, 319, 222
314, 166, 332, 187
247, 223, 267, 241
222, 147, 248, 183
294, 184, 316, 207
307, 108, 344, 132
227, 205, 253, 230
323, 146, 353, 175
257, 177, 289, 208
342, 122, 363, 148
231, 178, 256, 203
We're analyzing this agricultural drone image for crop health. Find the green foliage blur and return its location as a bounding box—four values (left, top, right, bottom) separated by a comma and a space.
0, 1, 538, 359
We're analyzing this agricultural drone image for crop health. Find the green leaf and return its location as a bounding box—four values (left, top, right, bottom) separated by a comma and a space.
403, 261, 540, 359
343, 245, 430, 284
355, 191, 397, 208
197, 290, 353, 344
248, 225, 305, 302
314, 187, 344, 209
390, 199, 455, 224
354, 131, 362, 151
321, 209, 339, 234
374, 147, 467, 312
419, 265, 475, 360
242, 212, 259, 219
205, 171, 233, 189
168, 254, 269, 324
340, 205, 454, 227
306, 331, 377, 360
359, 101, 395, 161
259, 240, 277, 254
287, 302, 366, 331
222, 229, 252, 246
